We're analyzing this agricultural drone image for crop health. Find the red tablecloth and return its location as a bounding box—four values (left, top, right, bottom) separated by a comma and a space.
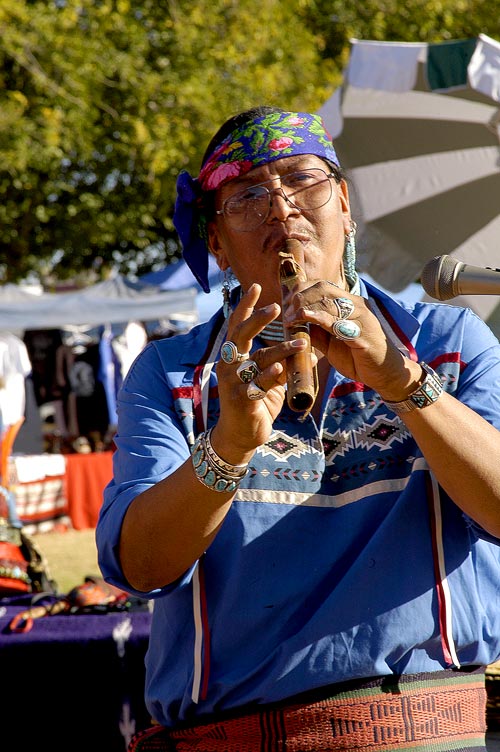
64, 450, 114, 529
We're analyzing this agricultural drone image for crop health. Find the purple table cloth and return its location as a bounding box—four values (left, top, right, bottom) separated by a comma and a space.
0, 594, 152, 751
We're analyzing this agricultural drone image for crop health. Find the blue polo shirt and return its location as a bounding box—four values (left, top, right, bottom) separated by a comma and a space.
96, 279, 500, 727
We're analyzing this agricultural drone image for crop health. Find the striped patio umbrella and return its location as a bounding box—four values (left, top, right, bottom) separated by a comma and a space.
318, 34, 500, 329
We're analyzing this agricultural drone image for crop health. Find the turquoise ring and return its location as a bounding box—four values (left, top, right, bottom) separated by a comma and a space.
221, 341, 248, 364
332, 320, 361, 341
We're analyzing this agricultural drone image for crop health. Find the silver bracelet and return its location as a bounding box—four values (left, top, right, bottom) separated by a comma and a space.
191, 429, 248, 493
383, 362, 443, 415
204, 427, 248, 476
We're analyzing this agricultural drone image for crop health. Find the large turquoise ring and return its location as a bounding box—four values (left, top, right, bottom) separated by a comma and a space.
221, 341, 248, 364
331, 320, 361, 341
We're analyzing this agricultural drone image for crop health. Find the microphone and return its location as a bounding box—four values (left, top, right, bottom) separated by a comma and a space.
279, 240, 316, 413
421, 255, 500, 301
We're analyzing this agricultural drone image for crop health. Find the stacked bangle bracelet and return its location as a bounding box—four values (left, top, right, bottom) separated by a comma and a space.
191, 428, 248, 493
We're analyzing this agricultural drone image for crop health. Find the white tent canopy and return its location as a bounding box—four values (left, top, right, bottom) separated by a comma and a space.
141, 255, 224, 323
0, 275, 198, 331
318, 34, 500, 336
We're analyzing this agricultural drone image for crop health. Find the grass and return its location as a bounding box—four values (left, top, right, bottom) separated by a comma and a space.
32, 528, 101, 594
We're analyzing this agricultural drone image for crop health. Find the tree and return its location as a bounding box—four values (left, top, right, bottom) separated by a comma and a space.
0, 0, 498, 285
302, 0, 500, 50
0, 0, 339, 284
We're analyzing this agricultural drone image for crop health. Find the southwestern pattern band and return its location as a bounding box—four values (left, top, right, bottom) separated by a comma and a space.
128, 669, 487, 752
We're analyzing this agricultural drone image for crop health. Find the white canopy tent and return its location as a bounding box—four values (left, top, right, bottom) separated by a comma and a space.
141, 254, 224, 324
318, 34, 500, 339
0, 275, 198, 455
0, 274, 198, 332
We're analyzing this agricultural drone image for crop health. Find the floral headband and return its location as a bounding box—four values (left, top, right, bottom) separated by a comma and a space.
173, 111, 341, 293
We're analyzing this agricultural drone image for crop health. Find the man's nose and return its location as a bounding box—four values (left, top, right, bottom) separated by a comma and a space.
267, 186, 299, 222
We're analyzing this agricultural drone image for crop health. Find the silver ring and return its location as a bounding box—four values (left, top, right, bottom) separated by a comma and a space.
333, 297, 355, 320
331, 319, 361, 341
247, 380, 267, 400
221, 341, 249, 364
236, 359, 262, 384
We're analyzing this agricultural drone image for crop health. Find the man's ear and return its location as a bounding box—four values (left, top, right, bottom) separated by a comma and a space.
338, 179, 352, 235
207, 222, 229, 271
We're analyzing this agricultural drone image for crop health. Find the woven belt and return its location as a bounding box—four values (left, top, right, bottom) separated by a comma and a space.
128, 669, 488, 752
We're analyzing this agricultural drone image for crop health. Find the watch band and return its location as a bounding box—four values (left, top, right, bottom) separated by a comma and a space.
384, 362, 443, 415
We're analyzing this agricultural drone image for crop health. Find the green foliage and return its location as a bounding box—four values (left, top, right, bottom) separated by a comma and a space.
0, 0, 338, 283
303, 0, 500, 46
0, 0, 498, 284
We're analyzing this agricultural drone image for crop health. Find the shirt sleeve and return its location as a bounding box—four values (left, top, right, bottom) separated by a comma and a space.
96, 340, 196, 596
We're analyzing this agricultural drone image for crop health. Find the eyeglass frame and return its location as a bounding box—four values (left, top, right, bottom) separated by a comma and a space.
213, 166, 339, 232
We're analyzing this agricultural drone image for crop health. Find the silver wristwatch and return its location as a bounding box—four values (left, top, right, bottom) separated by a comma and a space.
384, 362, 443, 415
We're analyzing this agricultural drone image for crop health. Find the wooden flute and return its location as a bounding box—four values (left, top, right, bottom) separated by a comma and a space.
279, 239, 317, 413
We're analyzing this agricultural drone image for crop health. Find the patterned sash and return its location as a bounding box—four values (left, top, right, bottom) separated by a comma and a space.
128, 668, 487, 752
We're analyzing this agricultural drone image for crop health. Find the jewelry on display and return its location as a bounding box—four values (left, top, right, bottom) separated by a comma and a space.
247, 380, 267, 400
383, 362, 443, 415
221, 341, 249, 364
332, 297, 355, 320
331, 319, 361, 341
236, 360, 262, 384
191, 428, 248, 493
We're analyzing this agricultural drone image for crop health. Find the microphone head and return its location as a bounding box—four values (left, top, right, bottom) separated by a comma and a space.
421, 255, 462, 301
